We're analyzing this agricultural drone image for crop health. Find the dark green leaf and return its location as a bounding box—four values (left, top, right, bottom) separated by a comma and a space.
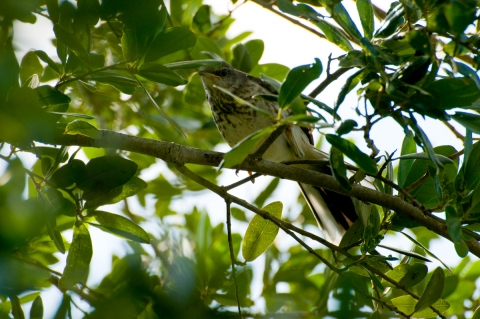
77, 0, 100, 28
90, 71, 137, 94
53, 24, 90, 63
410, 122, 444, 170
64, 120, 101, 139
242, 202, 282, 262
452, 112, 480, 134
20, 51, 43, 85
391, 295, 449, 318
356, 0, 374, 39
84, 176, 147, 209
192, 5, 212, 33
398, 131, 417, 188
415, 267, 445, 313
35, 85, 70, 113
325, 134, 377, 174
164, 59, 221, 69
89, 211, 150, 243
336, 119, 357, 136
464, 142, 480, 190
382, 263, 428, 288
278, 58, 322, 108
329, 3, 362, 40
426, 78, 480, 110
145, 27, 196, 62
315, 20, 353, 52
77, 156, 138, 195
445, 205, 462, 243
59, 222, 93, 290
50, 159, 87, 188
401, 232, 452, 272
454, 240, 469, 257
329, 146, 352, 190
338, 50, 366, 68
336, 68, 369, 109
9, 295, 25, 319
30, 296, 43, 319
472, 306, 480, 319
244, 39, 264, 68
251, 63, 289, 82
138, 63, 187, 86
231, 43, 252, 73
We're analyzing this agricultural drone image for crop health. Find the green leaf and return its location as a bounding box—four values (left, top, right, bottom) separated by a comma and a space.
414, 267, 445, 313
329, 146, 352, 191
84, 176, 147, 209
35, 85, 70, 113
356, 0, 374, 39
77, 156, 138, 195
336, 119, 357, 136
375, 3, 404, 38
391, 295, 449, 318
464, 142, 480, 190
338, 50, 366, 68
244, 39, 264, 68
426, 78, 480, 110
64, 120, 101, 139
59, 222, 93, 290
53, 24, 90, 64
445, 205, 462, 243
378, 244, 431, 262
145, 27, 197, 62
329, 3, 362, 40
473, 306, 480, 319
382, 263, 427, 288
401, 232, 452, 273
454, 240, 469, 257
50, 159, 87, 189
20, 51, 43, 85
192, 5, 212, 33
231, 43, 252, 73
30, 296, 43, 319
336, 68, 369, 109
221, 126, 276, 168
278, 58, 322, 108
77, 0, 100, 29
138, 63, 187, 86
398, 131, 417, 188
251, 63, 289, 82
89, 71, 137, 94
315, 20, 353, 52
9, 295, 25, 319
242, 201, 282, 262
451, 112, 480, 134
398, 152, 454, 165
325, 134, 377, 175
89, 211, 150, 243
410, 122, 444, 171
164, 59, 221, 69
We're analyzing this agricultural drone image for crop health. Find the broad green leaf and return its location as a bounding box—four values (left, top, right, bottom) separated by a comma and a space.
89, 211, 150, 243
451, 112, 480, 134
454, 240, 469, 257
453, 62, 480, 90
50, 159, 87, 188
362, 205, 380, 253
145, 27, 196, 62
89, 71, 137, 94
427, 78, 480, 110
20, 51, 43, 84
30, 296, 43, 319
251, 63, 289, 82
84, 176, 148, 208
445, 205, 462, 243
221, 126, 276, 168
64, 120, 101, 139
76, 156, 138, 195
330, 146, 351, 191
59, 222, 93, 290
77, 0, 100, 28
398, 131, 417, 188
276, 0, 302, 16
138, 63, 187, 86
35, 85, 70, 113
382, 263, 427, 288
356, 0, 374, 39
414, 267, 445, 313
278, 58, 322, 108
53, 24, 90, 64
231, 43, 252, 73
164, 59, 221, 69
464, 142, 480, 190
231, 207, 247, 222
338, 50, 366, 68
190, 37, 224, 60
242, 201, 283, 262
444, 0, 477, 34
329, 3, 362, 40
391, 295, 449, 318
192, 5, 212, 33
336, 119, 357, 136
244, 39, 264, 68
325, 134, 377, 175
315, 20, 353, 52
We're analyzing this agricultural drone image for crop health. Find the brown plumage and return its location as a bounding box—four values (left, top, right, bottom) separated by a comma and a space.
199, 61, 357, 244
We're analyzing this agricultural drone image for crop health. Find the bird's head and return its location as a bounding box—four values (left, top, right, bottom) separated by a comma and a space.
198, 61, 242, 92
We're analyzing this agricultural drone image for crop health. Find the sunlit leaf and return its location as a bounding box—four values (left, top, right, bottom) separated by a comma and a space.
64, 120, 101, 139
89, 211, 150, 243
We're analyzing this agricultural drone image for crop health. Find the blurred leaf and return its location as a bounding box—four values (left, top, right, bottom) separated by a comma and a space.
426, 78, 480, 110
356, 0, 374, 39
325, 134, 377, 174
336, 119, 357, 136
20, 51, 43, 85
445, 205, 462, 243
278, 58, 322, 108
391, 295, 449, 318
382, 263, 427, 288
164, 59, 221, 69
77, 0, 100, 28
192, 5, 212, 33
251, 63, 289, 82
378, 244, 431, 262
59, 222, 92, 290
50, 159, 86, 188
53, 24, 90, 64
375, 3, 404, 38
138, 63, 187, 86
9, 295, 24, 319
244, 39, 264, 68
398, 131, 417, 188
454, 240, 469, 257
242, 201, 282, 262
89, 211, 150, 243
84, 176, 147, 208
398, 152, 454, 165
451, 112, 480, 134
315, 20, 353, 51
30, 296, 43, 319
64, 120, 101, 139
464, 142, 480, 190
254, 178, 280, 208
414, 267, 445, 313
473, 306, 480, 319
329, 146, 351, 191
89, 71, 137, 94
231, 43, 252, 73
145, 27, 196, 62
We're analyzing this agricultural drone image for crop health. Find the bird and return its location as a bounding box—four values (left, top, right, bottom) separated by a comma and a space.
199, 61, 357, 245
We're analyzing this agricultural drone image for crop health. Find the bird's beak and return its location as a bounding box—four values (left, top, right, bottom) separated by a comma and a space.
198, 70, 221, 80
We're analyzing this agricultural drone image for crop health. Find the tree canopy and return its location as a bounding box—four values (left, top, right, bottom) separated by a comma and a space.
1, 0, 480, 318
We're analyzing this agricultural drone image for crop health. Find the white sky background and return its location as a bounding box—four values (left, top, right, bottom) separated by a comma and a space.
4, 0, 478, 317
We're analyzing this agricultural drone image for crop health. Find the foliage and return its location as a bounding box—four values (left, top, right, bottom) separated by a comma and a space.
1, 0, 480, 318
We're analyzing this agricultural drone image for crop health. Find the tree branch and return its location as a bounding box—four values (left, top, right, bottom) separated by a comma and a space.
18, 130, 480, 258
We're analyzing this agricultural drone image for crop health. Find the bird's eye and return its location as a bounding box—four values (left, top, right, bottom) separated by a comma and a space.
219, 69, 229, 77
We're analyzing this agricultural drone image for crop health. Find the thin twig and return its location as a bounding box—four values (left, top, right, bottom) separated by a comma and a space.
226, 201, 242, 318
251, 125, 287, 159
224, 172, 263, 191
308, 67, 352, 99
443, 121, 465, 141
55, 61, 129, 89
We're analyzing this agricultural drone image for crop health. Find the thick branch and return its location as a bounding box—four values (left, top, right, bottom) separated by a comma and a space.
22, 130, 480, 258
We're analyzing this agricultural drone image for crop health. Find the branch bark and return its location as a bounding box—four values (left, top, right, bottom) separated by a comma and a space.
23, 130, 480, 258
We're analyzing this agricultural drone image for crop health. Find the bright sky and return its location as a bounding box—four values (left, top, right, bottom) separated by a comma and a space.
6, 1, 478, 317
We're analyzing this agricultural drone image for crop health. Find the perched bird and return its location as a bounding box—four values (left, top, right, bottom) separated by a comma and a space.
199, 61, 357, 244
